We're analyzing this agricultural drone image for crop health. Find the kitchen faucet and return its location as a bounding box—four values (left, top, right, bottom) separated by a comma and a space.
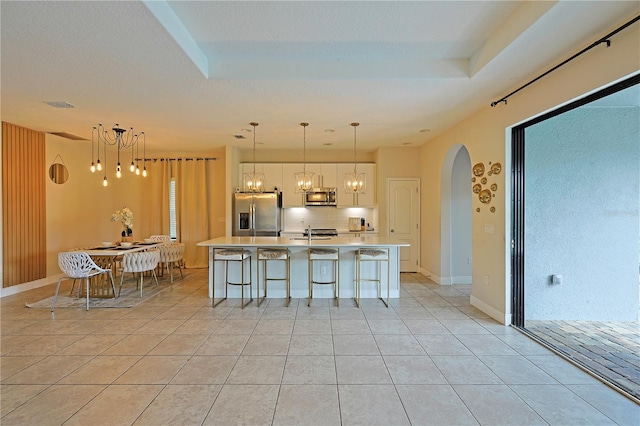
307, 225, 312, 243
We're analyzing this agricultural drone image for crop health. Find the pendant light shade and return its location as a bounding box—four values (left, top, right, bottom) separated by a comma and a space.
294, 122, 315, 193
243, 122, 265, 192
343, 122, 366, 194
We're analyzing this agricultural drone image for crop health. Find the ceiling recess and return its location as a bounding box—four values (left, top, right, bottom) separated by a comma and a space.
47, 132, 87, 140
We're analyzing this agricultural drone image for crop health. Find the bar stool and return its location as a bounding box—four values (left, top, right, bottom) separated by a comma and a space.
355, 248, 390, 308
308, 248, 339, 307
257, 248, 291, 307
212, 248, 253, 309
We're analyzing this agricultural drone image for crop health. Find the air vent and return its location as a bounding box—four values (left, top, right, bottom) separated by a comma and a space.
44, 101, 75, 109
47, 132, 87, 140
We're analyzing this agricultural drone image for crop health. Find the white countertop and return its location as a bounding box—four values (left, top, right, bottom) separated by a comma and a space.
197, 236, 408, 248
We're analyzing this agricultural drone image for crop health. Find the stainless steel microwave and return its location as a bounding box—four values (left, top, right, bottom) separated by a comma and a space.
305, 188, 337, 206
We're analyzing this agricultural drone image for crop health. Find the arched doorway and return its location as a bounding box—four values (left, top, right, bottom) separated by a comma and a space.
440, 144, 472, 285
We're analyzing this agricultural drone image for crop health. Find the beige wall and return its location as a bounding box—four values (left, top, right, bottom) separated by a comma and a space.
375, 147, 422, 236
419, 17, 640, 323
45, 136, 226, 276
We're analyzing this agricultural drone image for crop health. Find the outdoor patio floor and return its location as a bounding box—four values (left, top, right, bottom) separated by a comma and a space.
525, 320, 640, 400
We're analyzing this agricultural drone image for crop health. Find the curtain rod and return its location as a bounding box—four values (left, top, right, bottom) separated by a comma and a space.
490, 14, 640, 107
134, 157, 217, 162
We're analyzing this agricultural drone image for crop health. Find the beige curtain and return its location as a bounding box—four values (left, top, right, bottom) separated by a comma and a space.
145, 159, 172, 236
143, 157, 222, 268
175, 159, 208, 268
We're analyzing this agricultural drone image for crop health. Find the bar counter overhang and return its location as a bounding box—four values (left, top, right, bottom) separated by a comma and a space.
197, 236, 410, 300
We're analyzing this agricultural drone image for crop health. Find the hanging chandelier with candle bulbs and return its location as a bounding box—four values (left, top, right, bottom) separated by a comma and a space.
90, 124, 147, 187
243, 122, 265, 192
343, 122, 366, 194
294, 122, 315, 193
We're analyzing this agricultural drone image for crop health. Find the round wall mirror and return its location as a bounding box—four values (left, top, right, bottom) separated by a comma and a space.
49, 163, 69, 184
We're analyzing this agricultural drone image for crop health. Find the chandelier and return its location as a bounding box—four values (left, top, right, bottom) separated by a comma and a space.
243, 122, 265, 192
294, 122, 315, 193
343, 122, 366, 194
90, 124, 147, 187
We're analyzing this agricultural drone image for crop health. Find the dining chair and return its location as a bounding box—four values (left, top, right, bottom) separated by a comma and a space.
149, 234, 171, 242
119, 249, 160, 297
159, 242, 185, 283
53, 252, 116, 311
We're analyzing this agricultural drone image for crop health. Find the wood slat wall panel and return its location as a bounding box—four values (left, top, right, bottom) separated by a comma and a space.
2, 122, 47, 287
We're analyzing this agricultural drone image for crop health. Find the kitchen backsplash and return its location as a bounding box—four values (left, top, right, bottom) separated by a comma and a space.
283, 207, 378, 232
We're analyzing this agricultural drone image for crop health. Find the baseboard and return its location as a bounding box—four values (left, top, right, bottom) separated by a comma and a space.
450, 275, 472, 285
419, 267, 444, 285
470, 295, 510, 325
1, 274, 62, 298
417, 268, 468, 286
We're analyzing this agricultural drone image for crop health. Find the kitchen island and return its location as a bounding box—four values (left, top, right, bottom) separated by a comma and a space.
197, 236, 410, 301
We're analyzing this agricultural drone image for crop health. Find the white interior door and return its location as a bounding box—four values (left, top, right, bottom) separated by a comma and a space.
388, 179, 420, 272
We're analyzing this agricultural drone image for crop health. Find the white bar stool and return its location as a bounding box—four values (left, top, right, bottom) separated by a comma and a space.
356, 248, 390, 308
213, 248, 253, 309
308, 248, 339, 307
257, 248, 291, 307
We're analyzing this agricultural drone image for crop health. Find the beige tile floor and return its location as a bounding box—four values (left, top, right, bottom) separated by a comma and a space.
2, 269, 639, 425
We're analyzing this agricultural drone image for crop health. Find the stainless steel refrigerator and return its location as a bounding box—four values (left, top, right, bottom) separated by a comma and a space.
232, 192, 282, 236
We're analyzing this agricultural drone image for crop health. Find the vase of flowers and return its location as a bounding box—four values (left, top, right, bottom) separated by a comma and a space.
111, 207, 134, 242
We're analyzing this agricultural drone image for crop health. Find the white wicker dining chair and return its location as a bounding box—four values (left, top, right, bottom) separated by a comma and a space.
159, 243, 185, 283
53, 252, 116, 312
149, 235, 171, 242
119, 249, 160, 297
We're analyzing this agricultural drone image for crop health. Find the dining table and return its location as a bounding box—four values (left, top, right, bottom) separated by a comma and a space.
75, 242, 160, 298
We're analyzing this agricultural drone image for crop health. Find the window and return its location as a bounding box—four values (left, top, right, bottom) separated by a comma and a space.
169, 179, 177, 240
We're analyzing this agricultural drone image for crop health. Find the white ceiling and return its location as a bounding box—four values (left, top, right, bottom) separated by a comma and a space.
1, 1, 638, 153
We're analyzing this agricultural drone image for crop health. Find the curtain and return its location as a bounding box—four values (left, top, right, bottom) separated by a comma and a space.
146, 159, 172, 236
176, 159, 212, 268
144, 158, 222, 268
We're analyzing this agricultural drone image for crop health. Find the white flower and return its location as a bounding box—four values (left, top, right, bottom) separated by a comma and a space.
111, 207, 133, 230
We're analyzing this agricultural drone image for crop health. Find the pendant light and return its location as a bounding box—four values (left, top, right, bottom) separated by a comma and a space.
294, 122, 315, 193
243, 122, 265, 192
90, 123, 147, 187
343, 122, 366, 194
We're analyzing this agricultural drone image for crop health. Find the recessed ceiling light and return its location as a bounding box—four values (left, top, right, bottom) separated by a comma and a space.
402, 142, 412, 146
419, 129, 431, 133
241, 128, 252, 133
324, 129, 335, 133
233, 135, 246, 139
44, 101, 74, 109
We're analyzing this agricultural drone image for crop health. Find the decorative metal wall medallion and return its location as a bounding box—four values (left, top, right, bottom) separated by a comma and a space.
479, 189, 492, 204
472, 163, 485, 177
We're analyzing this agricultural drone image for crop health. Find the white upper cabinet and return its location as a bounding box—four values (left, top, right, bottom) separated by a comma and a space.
240, 163, 283, 193
247, 162, 374, 208
281, 163, 305, 207
309, 163, 337, 188
336, 163, 376, 207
